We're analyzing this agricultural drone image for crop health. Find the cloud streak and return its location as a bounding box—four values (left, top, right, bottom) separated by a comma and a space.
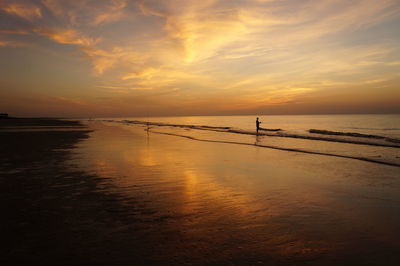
33, 27, 99, 46
1, 2, 42, 20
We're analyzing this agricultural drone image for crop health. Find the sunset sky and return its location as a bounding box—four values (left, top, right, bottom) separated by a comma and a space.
1, 0, 399, 117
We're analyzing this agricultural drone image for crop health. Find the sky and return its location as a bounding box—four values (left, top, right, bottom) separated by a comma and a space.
0, 0, 399, 117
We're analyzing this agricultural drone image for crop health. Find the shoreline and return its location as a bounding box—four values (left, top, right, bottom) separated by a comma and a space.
149, 129, 400, 167
107, 119, 400, 148
2, 118, 400, 265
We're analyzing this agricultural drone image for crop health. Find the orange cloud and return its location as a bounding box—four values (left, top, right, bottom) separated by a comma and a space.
2, 3, 42, 20
82, 46, 147, 75
121, 67, 159, 80
91, 11, 125, 25
42, 0, 127, 26
91, 0, 127, 25
33, 28, 99, 46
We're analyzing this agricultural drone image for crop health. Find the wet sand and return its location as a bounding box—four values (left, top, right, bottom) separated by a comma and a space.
0, 119, 152, 265
2, 119, 400, 265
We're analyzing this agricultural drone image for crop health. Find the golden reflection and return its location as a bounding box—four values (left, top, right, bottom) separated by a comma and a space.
135, 149, 158, 167
182, 169, 199, 201
72, 122, 400, 260
83, 123, 270, 218
93, 159, 111, 174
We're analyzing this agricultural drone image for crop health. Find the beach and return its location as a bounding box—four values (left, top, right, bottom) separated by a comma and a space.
2, 117, 400, 265
2, 0, 400, 264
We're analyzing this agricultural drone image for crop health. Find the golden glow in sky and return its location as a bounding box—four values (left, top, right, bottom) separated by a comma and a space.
1, 0, 400, 117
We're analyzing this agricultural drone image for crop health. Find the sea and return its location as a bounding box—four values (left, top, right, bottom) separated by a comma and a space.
99, 114, 400, 137
97, 114, 400, 167
72, 114, 400, 263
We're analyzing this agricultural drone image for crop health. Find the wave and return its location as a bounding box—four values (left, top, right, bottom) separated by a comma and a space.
98, 119, 400, 167
102, 119, 400, 148
349, 127, 400, 131
149, 130, 400, 168
309, 129, 400, 144
119, 120, 232, 131
259, 127, 281, 132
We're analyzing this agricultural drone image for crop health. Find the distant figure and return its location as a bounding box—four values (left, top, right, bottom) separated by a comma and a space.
256, 117, 261, 133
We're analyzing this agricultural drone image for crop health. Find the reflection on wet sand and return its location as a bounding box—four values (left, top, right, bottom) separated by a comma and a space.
72, 121, 400, 264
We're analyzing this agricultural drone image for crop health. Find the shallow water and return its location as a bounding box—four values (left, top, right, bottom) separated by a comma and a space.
97, 114, 400, 167
70, 121, 400, 264
101, 114, 400, 138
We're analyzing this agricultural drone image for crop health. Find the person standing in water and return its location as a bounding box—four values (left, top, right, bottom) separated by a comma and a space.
256, 117, 261, 134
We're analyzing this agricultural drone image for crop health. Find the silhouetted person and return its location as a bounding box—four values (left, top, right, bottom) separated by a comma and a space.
256, 117, 261, 133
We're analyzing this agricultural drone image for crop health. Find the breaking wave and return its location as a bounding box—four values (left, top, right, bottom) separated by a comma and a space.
98, 119, 400, 167
105, 119, 400, 149
150, 130, 400, 168
309, 129, 400, 144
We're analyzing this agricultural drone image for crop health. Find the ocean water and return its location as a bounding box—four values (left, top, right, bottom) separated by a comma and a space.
97, 114, 400, 167
72, 116, 400, 263
104, 114, 400, 138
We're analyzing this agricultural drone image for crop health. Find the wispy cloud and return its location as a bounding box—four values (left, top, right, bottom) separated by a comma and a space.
122, 67, 159, 80
91, 0, 127, 25
41, 0, 127, 26
33, 27, 99, 46
1, 2, 42, 21
82, 46, 148, 75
